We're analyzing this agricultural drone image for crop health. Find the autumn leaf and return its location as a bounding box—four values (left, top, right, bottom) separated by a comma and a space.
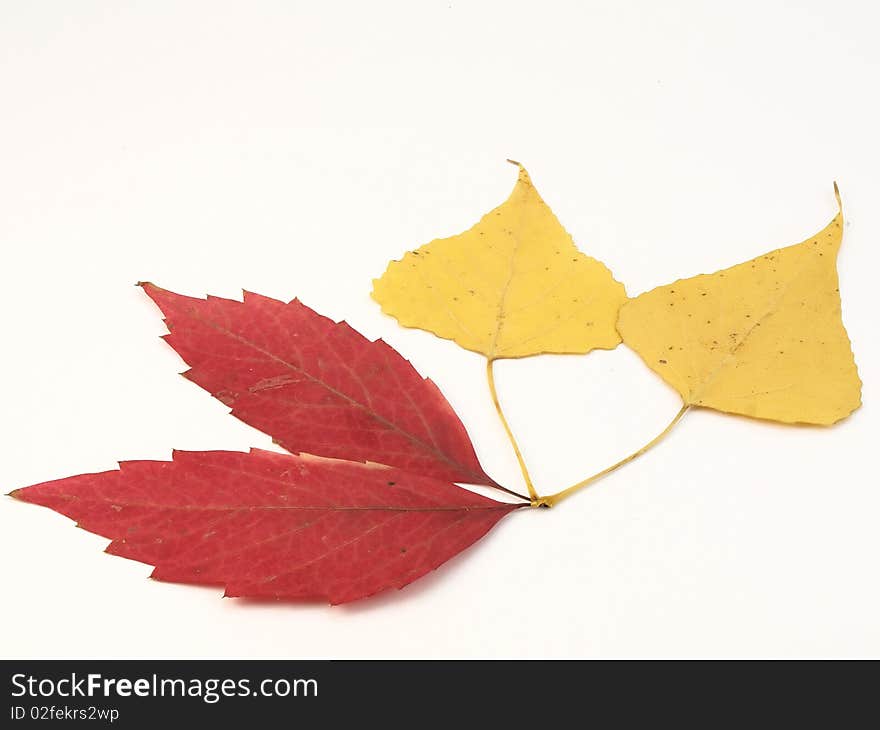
10, 285, 526, 604
10, 450, 521, 604
371, 162, 627, 360
617, 186, 861, 425
8, 171, 865, 604
140, 283, 504, 490
371, 162, 628, 501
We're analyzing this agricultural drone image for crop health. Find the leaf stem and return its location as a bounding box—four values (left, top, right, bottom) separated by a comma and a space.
541, 404, 690, 508
486, 359, 539, 504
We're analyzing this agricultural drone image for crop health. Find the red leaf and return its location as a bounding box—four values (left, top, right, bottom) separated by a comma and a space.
12, 450, 520, 604
140, 283, 499, 488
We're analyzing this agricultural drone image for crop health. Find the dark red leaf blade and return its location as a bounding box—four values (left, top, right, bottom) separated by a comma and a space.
139, 283, 501, 490
11, 450, 520, 604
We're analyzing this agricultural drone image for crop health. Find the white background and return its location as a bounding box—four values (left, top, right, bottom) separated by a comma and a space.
2, 1, 878, 658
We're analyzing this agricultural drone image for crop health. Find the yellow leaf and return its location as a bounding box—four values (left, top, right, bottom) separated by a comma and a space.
371, 162, 627, 360
617, 186, 861, 425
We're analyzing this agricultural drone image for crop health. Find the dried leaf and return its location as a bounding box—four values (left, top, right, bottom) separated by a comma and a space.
372, 162, 627, 359
11, 450, 520, 604
141, 283, 499, 488
617, 188, 861, 424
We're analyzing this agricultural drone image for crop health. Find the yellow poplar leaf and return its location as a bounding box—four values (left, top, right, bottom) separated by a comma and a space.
371, 162, 627, 359
617, 186, 861, 425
